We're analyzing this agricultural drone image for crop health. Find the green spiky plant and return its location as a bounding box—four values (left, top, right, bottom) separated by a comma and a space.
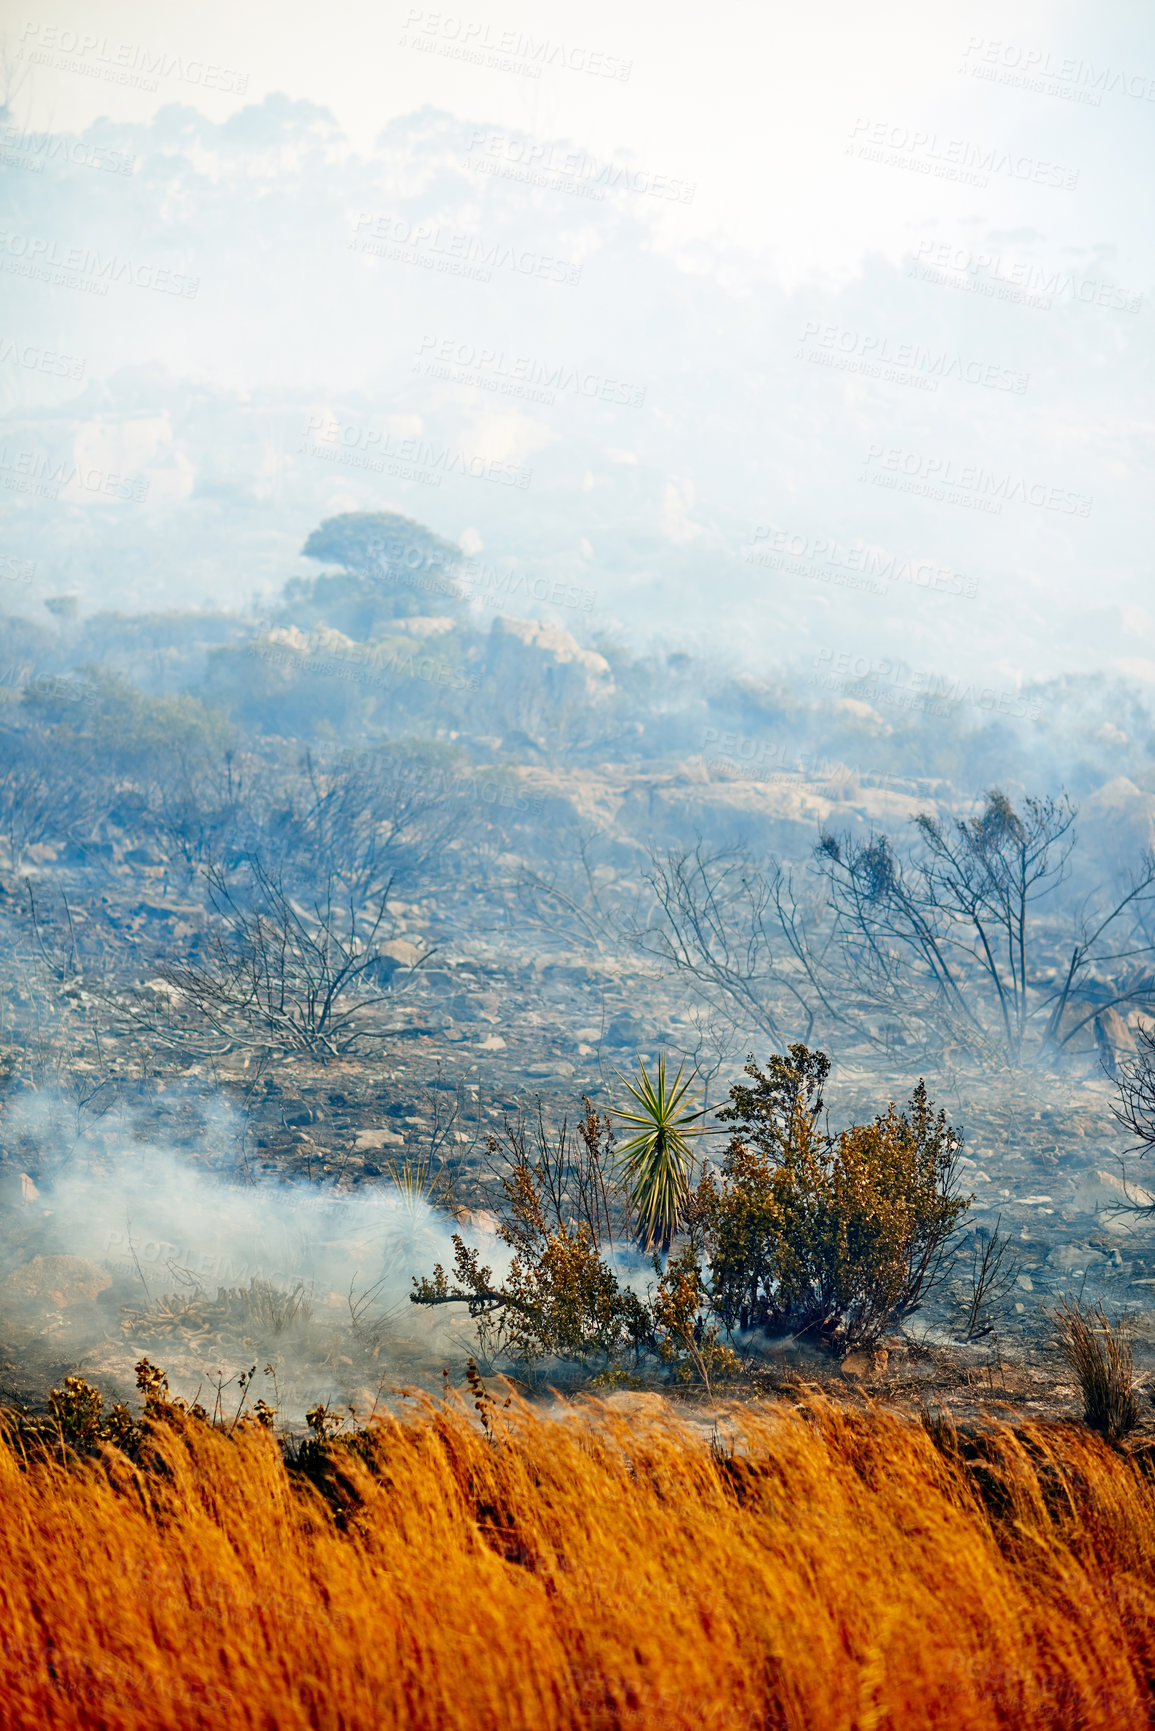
614, 1057, 708, 1254
384, 1145, 441, 1218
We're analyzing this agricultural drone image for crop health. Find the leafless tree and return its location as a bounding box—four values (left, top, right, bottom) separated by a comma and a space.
631, 842, 840, 1051
144, 853, 433, 1059
956, 1216, 1019, 1339
145, 746, 248, 875
1109, 1022, 1155, 1186
817, 790, 1155, 1064
0, 728, 96, 869
505, 824, 642, 958
1046, 861, 1155, 1048
257, 747, 466, 903
482, 1097, 619, 1244
143, 742, 465, 901
680, 1006, 741, 1105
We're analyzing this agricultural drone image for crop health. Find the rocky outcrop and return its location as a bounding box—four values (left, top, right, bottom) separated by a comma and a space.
613, 765, 931, 855
486, 616, 613, 745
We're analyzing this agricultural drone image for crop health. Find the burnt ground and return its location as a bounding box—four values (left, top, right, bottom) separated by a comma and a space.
2, 841, 1155, 1428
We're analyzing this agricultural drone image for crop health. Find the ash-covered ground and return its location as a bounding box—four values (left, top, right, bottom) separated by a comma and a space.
1, 904, 1152, 1429
4, 575, 1155, 1425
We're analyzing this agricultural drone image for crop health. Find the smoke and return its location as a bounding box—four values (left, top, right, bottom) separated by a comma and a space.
0, 1087, 507, 1421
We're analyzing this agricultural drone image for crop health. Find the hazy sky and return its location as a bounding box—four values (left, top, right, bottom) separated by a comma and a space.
2, 0, 1153, 688
13, 0, 1155, 282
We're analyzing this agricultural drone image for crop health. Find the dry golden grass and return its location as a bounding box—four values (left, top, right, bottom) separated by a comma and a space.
2, 1391, 1154, 1729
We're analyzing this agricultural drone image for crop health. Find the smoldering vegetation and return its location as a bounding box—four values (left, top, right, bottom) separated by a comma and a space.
4, 512, 1155, 1414
0, 1093, 505, 1421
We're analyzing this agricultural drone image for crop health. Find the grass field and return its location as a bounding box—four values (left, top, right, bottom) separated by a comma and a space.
2, 1390, 1154, 1729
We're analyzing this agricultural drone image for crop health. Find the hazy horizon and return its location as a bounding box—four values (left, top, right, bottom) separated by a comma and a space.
1, 0, 1153, 691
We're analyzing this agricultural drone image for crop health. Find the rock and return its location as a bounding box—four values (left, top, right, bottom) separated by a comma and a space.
0, 1172, 39, 1207
414, 970, 453, 992
379, 938, 425, 968
1047, 1242, 1106, 1270
1097, 1007, 1137, 1052
540, 963, 597, 985
1, 1255, 112, 1308
599, 1392, 669, 1416
616, 769, 927, 859
1069, 1168, 1153, 1232
143, 978, 184, 1004
841, 1348, 889, 1380
354, 1128, 405, 1151
1095, 1008, 1137, 1076
452, 1208, 502, 1237
605, 1015, 645, 1048
1077, 780, 1155, 885
487, 616, 613, 705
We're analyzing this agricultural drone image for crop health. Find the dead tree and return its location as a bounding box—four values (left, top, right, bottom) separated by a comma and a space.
506, 823, 641, 958
817, 790, 1155, 1064
482, 1097, 619, 1244
1045, 859, 1155, 1049
254, 747, 466, 906
956, 1216, 1019, 1339
632, 842, 840, 1052
1111, 1020, 1155, 1162
150, 853, 432, 1059
146, 746, 248, 875
0, 727, 96, 870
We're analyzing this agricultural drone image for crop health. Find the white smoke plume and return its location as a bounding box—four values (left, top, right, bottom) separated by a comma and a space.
0, 1087, 507, 1422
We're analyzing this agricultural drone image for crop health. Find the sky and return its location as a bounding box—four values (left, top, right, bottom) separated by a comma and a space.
1, 0, 1153, 689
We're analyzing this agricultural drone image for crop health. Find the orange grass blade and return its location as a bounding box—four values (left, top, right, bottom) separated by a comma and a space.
0, 1396, 1153, 1729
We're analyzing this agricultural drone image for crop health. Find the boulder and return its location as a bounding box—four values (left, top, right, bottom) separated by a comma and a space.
0, 1172, 39, 1207
1097, 1006, 1137, 1052
841, 1348, 889, 1380
1095, 1008, 1137, 1076
599, 1392, 669, 1416
605, 1014, 646, 1049
1081, 778, 1155, 852
1069, 1168, 1153, 1232
451, 1208, 502, 1238
487, 615, 611, 692
1046, 1242, 1106, 1271
485, 616, 613, 736
379, 938, 425, 968
353, 1128, 405, 1151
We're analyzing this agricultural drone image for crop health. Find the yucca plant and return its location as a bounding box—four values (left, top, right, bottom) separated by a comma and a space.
384, 1145, 441, 1218
614, 1056, 708, 1253
381, 1144, 454, 1261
